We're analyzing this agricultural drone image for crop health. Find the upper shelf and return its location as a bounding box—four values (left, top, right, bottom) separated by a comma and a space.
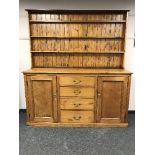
29, 20, 126, 23
30, 36, 125, 39
31, 51, 125, 54
26, 9, 130, 14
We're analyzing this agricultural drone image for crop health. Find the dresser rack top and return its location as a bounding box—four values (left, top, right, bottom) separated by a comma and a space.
25, 9, 129, 14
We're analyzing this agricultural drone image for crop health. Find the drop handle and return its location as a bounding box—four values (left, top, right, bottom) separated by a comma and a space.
73, 79, 81, 84
73, 116, 82, 120
73, 89, 81, 95
73, 103, 81, 107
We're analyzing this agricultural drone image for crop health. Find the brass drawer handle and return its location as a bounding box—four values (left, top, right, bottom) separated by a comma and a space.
73, 116, 82, 120
73, 103, 81, 107
74, 89, 81, 95
73, 79, 81, 84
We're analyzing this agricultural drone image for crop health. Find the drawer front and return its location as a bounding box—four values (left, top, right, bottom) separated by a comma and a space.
60, 110, 94, 123
60, 87, 94, 97
59, 76, 95, 86
60, 98, 94, 110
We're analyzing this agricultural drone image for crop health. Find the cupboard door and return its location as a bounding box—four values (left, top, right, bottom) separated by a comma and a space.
97, 76, 128, 123
27, 75, 57, 122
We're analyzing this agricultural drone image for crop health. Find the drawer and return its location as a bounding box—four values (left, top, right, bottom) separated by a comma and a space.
60, 87, 94, 97
59, 76, 95, 86
60, 98, 94, 110
60, 110, 94, 123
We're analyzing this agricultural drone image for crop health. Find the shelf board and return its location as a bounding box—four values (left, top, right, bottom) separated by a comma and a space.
26, 9, 129, 14
29, 20, 126, 23
23, 68, 132, 75
30, 36, 124, 39
31, 51, 125, 54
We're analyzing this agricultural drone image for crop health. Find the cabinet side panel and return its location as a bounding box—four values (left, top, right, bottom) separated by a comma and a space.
24, 75, 30, 122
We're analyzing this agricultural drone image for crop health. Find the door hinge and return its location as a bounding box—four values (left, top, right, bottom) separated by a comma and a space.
26, 81, 28, 87
98, 93, 101, 96
97, 89, 101, 97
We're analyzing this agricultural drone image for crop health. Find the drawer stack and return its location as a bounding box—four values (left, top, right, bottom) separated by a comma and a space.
59, 76, 96, 123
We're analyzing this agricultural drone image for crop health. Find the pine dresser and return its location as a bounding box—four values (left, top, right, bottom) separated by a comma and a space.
23, 9, 132, 127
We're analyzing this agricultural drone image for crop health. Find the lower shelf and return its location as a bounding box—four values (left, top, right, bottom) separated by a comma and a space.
26, 122, 128, 128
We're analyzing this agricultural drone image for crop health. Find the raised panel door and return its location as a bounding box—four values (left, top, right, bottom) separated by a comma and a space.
26, 75, 57, 122
97, 76, 128, 123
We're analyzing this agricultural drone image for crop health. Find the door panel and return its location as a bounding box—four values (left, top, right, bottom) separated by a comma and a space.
28, 75, 57, 122
97, 76, 128, 123
102, 81, 122, 118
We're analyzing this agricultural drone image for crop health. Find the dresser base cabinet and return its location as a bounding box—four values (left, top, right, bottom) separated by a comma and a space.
24, 69, 131, 128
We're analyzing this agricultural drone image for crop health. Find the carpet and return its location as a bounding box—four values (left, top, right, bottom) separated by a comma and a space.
19, 112, 135, 155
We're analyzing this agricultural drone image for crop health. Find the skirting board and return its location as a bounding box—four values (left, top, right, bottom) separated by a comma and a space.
19, 109, 135, 114
20, 109, 133, 128
26, 122, 128, 128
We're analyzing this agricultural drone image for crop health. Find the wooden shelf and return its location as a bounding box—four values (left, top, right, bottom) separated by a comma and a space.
30, 36, 124, 39
23, 68, 132, 75
29, 20, 126, 23
31, 51, 125, 54
28, 10, 127, 69
26, 9, 129, 13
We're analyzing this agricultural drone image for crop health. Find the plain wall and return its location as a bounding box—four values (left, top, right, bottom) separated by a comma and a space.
19, 0, 135, 110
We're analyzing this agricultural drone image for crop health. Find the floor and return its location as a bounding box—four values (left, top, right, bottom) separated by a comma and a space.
19, 112, 135, 155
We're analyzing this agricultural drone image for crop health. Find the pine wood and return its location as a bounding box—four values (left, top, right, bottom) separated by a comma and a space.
24, 10, 132, 127
29, 20, 126, 23
26, 122, 128, 128
32, 53, 123, 68
60, 98, 94, 110
60, 110, 94, 123
60, 87, 95, 97
97, 76, 128, 123
25, 75, 57, 122
23, 68, 132, 74
59, 76, 95, 86
27, 10, 127, 68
